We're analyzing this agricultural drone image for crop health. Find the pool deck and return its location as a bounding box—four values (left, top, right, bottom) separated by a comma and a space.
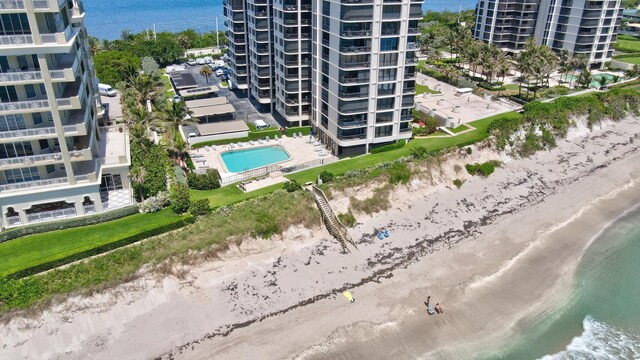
189, 135, 334, 182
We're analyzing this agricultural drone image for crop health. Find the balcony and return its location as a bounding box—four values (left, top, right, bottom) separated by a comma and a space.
338, 76, 369, 84
0, 147, 91, 171
0, 177, 69, 194
401, 115, 412, 121
337, 132, 367, 140
339, 60, 370, 69
338, 120, 367, 128
0, 98, 50, 115
341, 0, 374, 3
49, 51, 82, 82
341, 29, 372, 37
0, 69, 43, 85
32, 0, 66, 12
407, 42, 418, 50
69, 0, 85, 22
403, 86, 415, 93
339, 91, 369, 98
405, 57, 418, 65
40, 25, 77, 46
56, 75, 86, 110
0, 1, 26, 11
340, 45, 371, 53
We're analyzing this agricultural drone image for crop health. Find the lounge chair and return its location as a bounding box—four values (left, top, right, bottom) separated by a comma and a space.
275, 135, 279, 140
238, 142, 244, 147
266, 136, 270, 142
212, 145, 217, 151
292, 133, 297, 139
298, 132, 303, 138
249, 140, 255, 145
258, 139, 264, 144
230, 143, 236, 148
205, 146, 211, 151
318, 150, 328, 156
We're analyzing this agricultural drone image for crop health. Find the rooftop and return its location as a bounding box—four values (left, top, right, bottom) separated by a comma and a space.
196, 119, 249, 136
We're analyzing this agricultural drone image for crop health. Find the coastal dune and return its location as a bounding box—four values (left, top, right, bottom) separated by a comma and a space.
1, 117, 639, 360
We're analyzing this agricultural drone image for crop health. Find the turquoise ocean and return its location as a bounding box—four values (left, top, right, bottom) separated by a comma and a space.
479, 205, 640, 360
82, 0, 479, 40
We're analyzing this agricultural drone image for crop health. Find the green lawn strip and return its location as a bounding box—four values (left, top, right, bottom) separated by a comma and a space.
191, 126, 310, 147
160, 72, 175, 97
417, 59, 428, 71
190, 183, 283, 208
0, 209, 188, 278
416, 83, 440, 95
221, 81, 229, 87
504, 84, 520, 90
616, 39, 640, 52
617, 34, 640, 42
286, 111, 520, 184
617, 56, 640, 65
451, 124, 471, 133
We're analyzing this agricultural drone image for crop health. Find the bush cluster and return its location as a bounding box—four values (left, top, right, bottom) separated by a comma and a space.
170, 183, 191, 214
187, 169, 221, 190
189, 198, 211, 217
131, 140, 170, 200
0, 206, 140, 244
388, 162, 412, 184
465, 160, 502, 177
478, 82, 505, 91
139, 191, 171, 213
370, 139, 407, 154
410, 146, 430, 159
283, 180, 302, 192
319, 171, 335, 184
453, 179, 463, 188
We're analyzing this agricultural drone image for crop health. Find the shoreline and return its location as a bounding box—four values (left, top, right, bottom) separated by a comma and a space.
1, 117, 639, 359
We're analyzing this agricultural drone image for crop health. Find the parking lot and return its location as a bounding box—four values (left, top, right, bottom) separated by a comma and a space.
169, 64, 280, 129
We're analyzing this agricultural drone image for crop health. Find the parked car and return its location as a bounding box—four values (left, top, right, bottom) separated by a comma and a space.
215, 69, 224, 76
172, 95, 182, 102
98, 83, 117, 97
196, 58, 206, 65
186, 59, 197, 66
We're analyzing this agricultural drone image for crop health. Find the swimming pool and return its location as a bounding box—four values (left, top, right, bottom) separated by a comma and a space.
220, 146, 291, 173
561, 73, 622, 88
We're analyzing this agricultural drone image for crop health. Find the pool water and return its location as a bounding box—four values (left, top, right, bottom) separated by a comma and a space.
221, 146, 291, 173
560, 73, 622, 88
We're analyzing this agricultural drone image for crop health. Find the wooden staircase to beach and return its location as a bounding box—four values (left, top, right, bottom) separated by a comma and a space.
310, 186, 356, 252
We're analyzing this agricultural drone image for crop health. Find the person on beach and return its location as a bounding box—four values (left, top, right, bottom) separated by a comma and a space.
426, 295, 435, 315
435, 303, 444, 314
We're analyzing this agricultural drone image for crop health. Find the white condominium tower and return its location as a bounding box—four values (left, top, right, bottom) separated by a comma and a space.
0, 0, 132, 230
474, 0, 623, 68
224, 0, 422, 156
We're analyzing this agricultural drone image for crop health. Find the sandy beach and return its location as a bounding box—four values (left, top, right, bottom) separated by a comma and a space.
1, 116, 640, 360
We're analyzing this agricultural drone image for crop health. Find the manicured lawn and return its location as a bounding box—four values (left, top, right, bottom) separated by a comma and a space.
190, 183, 283, 208
618, 56, 640, 65
287, 111, 521, 184
616, 39, 640, 51
617, 34, 640, 42
160, 71, 175, 97
416, 83, 440, 95
504, 84, 520, 90
0, 209, 186, 277
417, 59, 428, 71
221, 81, 229, 87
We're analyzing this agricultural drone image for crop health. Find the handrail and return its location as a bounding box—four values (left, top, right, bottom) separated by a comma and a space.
311, 185, 355, 251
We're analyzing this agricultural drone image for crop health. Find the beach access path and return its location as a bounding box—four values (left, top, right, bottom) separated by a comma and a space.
1, 117, 640, 360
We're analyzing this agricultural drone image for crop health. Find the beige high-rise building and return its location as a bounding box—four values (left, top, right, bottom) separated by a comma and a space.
0, 0, 132, 230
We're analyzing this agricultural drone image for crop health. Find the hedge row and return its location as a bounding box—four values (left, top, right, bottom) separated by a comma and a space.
478, 82, 505, 91
192, 126, 311, 148
7, 216, 195, 279
0, 206, 140, 244
370, 139, 407, 154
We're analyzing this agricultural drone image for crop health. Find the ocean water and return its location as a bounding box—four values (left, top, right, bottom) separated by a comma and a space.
82, 0, 479, 40
479, 205, 640, 360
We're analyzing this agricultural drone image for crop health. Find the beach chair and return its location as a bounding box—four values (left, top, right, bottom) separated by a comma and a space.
238, 142, 244, 147
249, 140, 255, 145
212, 145, 217, 151
258, 139, 264, 144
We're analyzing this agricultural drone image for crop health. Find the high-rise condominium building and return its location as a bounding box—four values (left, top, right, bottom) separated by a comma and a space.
224, 0, 422, 156
0, 0, 132, 230
474, 0, 623, 68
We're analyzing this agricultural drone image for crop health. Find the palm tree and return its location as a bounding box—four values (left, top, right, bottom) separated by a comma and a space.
576, 68, 593, 89
160, 100, 196, 144
130, 166, 147, 202
515, 52, 530, 98
199, 65, 213, 84
123, 73, 164, 104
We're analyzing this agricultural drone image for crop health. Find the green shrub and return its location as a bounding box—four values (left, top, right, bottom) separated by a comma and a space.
478, 82, 506, 91
410, 146, 430, 159
283, 180, 302, 192
187, 169, 221, 190
170, 183, 191, 214
388, 162, 412, 184
189, 198, 211, 217
370, 139, 406, 154
338, 212, 357, 227
0, 206, 140, 244
466, 147, 472, 155
184, 153, 196, 170
319, 171, 335, 184
453, 179, 463, 188
131, 140, 170, 200
466, 161, 502, 177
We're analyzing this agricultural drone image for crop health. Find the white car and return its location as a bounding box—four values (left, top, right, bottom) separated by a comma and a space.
215, 69, 224, 76
186, 59, 197, 66
196, 58, 206, 65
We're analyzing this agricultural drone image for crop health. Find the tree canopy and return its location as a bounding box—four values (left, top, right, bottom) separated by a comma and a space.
93, 50, 140, 85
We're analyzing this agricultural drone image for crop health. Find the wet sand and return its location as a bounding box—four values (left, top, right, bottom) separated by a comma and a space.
1, 117, 639, 360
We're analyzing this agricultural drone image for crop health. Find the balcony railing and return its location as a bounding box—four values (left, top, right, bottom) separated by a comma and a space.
0, 34, 34, 47
339, 61, 370, 69
338, 120, 367, 128
0, 1, 25, 11
27, 208, 77, 224
401, 115, 413, 121
341, 30, 371, 37
0, 126, 57, 141
0, 98, 49, 113
339, 91, 369, 98
40, 25, 75, 45
0, 177, 68, 193
6, 216, 21, 226
339, 76, 369, 84
0, 69, 43, 84
338, 133, 367, 140
0, 151, 63, 169
407, 42, 418, 50
340, 45, 371, 53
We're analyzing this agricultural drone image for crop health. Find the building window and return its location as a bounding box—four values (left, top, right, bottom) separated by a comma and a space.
377, 98, 395, 110
4, 167, 40, 183
0, 141, 33, 158
0, 114, 25, 131
375, 125, 393, 137
0, 13, 31, 35
46, 164, 56, 174
100, 174, 123, 191
378, 68, 397, 82
380, 37, 398, 51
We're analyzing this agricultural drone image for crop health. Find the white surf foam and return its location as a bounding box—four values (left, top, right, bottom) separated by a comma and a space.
539, 316, 640, 360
